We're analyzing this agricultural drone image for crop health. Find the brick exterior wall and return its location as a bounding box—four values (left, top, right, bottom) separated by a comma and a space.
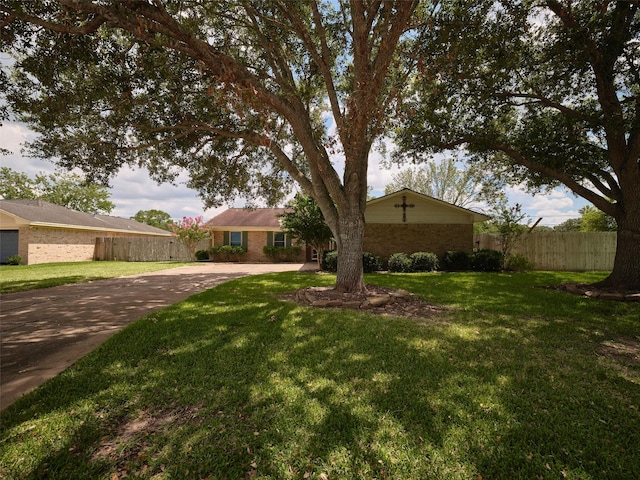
20, 226, 161, 265
17, 227, 29, 264
364, 223, 474, 260
246, 231, 269, 262
211, 230, 306, 263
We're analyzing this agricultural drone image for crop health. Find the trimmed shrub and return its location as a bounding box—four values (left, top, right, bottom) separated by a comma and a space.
471, 249, 503, 272
6, 254, 22, 265
195, 249, 210, 261
441, 250, 472, 271
263, 245, 302, 262
322, 250, 338, 272
505, 253, 535, 271
363, 252, 383, 273
209, 245, 247, 261
410, 252, 439, 272
322, 251, 383, 273
388, 253, 414, 273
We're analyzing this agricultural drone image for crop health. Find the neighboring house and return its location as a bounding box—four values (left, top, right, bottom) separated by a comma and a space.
205, 189, 489, 263
363, 188, 490, 259
0, 199, 171, 264
205, 208, 310, 263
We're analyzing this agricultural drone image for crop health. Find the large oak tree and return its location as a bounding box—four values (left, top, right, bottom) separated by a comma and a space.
0, 0, 422, 293
397, 0, 640, 290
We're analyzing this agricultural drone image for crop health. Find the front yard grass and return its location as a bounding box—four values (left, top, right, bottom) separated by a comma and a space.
0, 261, 189, 294
1, 271, 638, 479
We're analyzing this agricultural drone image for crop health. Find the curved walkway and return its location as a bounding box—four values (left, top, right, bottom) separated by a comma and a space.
0, 263, 310, 411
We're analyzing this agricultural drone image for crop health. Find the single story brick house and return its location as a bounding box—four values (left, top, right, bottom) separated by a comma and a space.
205, 189, 489, 263
205, 207, 311, 262
363, 188, 490, 259
0, 199, 171, 264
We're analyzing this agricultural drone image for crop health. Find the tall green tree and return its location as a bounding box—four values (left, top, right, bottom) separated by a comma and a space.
578, 206, 617, 232
131, 209, 172, 231
384, 158, 503, 208
0, 166, 115, 214
553, 205, 617, 232
279, 194, 333, 268
0, 0, 421, 293
397, 1, 640, 290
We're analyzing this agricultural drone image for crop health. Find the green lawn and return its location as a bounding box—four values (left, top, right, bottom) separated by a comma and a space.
0, 261, 189, 294
1, 271, 638, 479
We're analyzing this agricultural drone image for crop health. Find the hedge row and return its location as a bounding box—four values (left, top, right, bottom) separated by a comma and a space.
322, 249, 533, 273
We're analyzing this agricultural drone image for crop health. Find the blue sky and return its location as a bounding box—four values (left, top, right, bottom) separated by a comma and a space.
0, 120, 587, 226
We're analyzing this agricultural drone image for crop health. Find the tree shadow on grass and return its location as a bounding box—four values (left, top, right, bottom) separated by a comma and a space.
1, 273, 638, 479
369, 271, 636, 322
0, 276, 88, 294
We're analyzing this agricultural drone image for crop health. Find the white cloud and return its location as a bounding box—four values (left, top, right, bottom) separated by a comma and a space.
0, 122, 30, 153
504, 187, 587, 226
529, 195, 574, 211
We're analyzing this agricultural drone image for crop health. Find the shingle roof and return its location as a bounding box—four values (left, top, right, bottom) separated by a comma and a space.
0, 199, 171, 235
205, 208, 289, 228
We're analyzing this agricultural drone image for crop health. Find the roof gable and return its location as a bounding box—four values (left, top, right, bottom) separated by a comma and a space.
0, 199, 171, 235
365, 189, 490, 224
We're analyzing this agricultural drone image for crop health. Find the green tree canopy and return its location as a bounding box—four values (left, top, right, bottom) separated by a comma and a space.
1, 0, 422, 293
553, 217, 582, 233
397, 0, 639, 290
279, 194, 333, 267
131, 209, 172, 231
555, 207, 618, 233
579, 206, 617, 232
0, 166, 114, 214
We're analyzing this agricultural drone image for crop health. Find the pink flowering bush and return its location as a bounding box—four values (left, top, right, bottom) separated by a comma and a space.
168, 216, 212, 259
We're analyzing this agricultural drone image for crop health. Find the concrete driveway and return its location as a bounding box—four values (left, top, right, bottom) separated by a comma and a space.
0, 263, 310, 411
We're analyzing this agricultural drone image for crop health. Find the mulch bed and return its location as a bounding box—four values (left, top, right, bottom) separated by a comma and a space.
546, 283, 640, 302
282, 284, 447, 320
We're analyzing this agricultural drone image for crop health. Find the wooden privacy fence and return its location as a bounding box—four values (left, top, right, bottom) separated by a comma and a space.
95, 237, 211, 262
474, 232, 617, 271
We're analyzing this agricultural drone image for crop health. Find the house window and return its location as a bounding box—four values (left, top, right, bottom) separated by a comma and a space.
229, 231, 242, 246
274, 232, 287, 247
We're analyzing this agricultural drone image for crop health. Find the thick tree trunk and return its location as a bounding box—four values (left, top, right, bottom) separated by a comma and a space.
598, 210, 640, 291
334, 207, 367, 294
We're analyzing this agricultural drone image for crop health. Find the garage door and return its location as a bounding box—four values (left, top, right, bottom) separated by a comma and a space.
0, 230, 19, 263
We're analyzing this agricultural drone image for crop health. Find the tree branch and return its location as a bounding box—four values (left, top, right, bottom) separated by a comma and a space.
496, 92, 597, 123
0, 7, 106, 35
546, 0, 628, 171
492, 141, 618, 216
309, 0, 345, 136
243, 4, 296, 92
437, 133, 617, 215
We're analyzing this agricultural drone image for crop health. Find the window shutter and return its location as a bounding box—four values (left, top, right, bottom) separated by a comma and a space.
286, 235, 292, 247
267, 231, 273, 247
223, 231, 229, 246
242, 231, 248, 249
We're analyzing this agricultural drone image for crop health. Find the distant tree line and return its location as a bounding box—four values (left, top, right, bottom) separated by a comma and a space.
0, 167, 114, 215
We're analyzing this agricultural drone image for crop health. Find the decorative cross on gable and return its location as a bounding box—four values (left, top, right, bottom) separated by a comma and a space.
394, 195, 415, 222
